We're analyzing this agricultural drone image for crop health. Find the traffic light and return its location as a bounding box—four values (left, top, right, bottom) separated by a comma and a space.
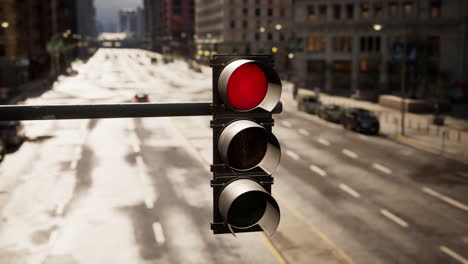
210, 55, 282, 236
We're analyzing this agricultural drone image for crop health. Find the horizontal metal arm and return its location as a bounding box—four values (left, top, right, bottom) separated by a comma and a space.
0, 102, 282, 121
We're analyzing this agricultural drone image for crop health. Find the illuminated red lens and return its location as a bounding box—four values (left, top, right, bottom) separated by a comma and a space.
227, 63, 267, 110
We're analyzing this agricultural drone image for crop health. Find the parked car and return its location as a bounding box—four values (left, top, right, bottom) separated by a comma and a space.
297, 95, 321, 114
0, 139, 5, 163
0, 121, 25, 148
317, 104, 345, 123
342, 108, 380, 135
134, 93, 150, 103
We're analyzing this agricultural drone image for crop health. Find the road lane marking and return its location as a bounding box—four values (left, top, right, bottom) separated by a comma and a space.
286, 150, 300, 161
339, 184, 360, 198
309, 165, 327, 177
259, 233, 287, 264
275, 195, 356, 264
136, 155, 156, 209
440, 246, 468, 264
372, 163, 392, 174
317, 138, 330, 146
380, 209, 408, 228
280, 121, 292, 128
152, 222, 166, 244
422, 187, 468, 211
342, 149, 358, 159
299, 128, 310, 136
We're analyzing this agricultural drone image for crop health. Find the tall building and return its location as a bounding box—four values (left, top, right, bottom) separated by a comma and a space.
160, 0, 195, 55
195, 0, 294, 73
292, 0, 467, 98
144, 0, 162, 51
0, 0, 67, 91
119, 7, 145, 40
76, 0, 96, 39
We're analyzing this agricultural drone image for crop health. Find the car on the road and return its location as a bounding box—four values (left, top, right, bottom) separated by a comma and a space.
317, 104, 345, 123
342, 108, 380, 135
297, 95, 321, 114
0, 121, 25, 148
134, 93, 150, 103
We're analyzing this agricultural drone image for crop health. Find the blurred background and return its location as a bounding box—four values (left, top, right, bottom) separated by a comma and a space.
0, 0, 467, 264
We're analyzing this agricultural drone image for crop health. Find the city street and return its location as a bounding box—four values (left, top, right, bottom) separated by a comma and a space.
0, 48, 467, 264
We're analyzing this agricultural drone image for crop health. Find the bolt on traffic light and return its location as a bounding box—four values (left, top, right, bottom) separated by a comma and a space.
210, 55, 282, 236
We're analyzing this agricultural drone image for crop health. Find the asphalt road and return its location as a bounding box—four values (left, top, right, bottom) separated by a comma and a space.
0, 48, 467, 264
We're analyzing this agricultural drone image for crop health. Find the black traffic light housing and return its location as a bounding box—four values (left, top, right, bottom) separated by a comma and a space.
210, 55, 281, 235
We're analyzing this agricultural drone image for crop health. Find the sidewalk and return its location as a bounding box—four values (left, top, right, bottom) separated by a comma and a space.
283, 83, 468, 164
2, 77, 55, 105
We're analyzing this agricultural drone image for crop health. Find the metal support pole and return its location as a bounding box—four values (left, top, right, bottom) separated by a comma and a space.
401, 38, 406, 136
0, 102, 283, 121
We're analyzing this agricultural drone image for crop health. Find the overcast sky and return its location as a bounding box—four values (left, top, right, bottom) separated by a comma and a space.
95, 0, 142, 31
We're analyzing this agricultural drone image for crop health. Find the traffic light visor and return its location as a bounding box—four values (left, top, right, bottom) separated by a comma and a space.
218, 179, 280, 236
218, 59, 281, 112
218, 120, 281, 174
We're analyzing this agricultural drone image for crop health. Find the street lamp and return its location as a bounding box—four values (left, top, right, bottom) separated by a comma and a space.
1, 22, 8, 29
259, 27, 265, 33
373, 24, 383, 31
275, 24, 282, 30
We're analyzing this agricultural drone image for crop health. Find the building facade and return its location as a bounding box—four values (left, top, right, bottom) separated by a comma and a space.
292, 0, 467, 98
160, 0, 195, 55
119, 7, 145, 40
144, 0, 163, 51
195, 0, 295, 75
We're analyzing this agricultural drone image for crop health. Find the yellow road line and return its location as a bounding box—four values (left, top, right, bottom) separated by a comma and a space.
275, 195, 356, 264
258, 233, 288, 264
397, 135, 433, 149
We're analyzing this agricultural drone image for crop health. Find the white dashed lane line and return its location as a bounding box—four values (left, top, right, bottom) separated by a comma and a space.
440, 246, 468, 264
317, 138, 330, 146
152, 222, 166, 244
422, 187, 468, 211
286, 150, 300, 161
298, 128, 310, 136
339, 184, 360, 198
342, 149, 358, 159
380, 209, 409, 228
372, 163, 392, 175
309, 165, 327, 177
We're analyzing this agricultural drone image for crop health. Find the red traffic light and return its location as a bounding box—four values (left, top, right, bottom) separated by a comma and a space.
227, 63, 267, 110
218, 59, 281, 112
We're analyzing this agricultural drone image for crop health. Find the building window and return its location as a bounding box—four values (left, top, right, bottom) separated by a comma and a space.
403, 2, 413, 17
431, 1, 441, 17
268, 0, 274, 4
319, 5, 328, 20
333, 5, 341, 20
429, 36, 440, 56
230, 8, 235, 16
333, 61, 352, 72
268, 32, 273, 40
255, 33, 260, 40
360, 3, 369, 19
307, 60, 326, 73
307, 36, 327, 52
255, 8, 260, 16
231, 21, 235, 28
332, 36, 352, 52
389, 2, 398, 17
256, 20, 261, 28
242, 33, 247, 41
308, 6, 317, 20
374, 3, 383, 18
280, 8, 286, 17
243, 8, 248, 15
268, 8, 273, 16
359, 60, 379, 72
360, 36, 381, 52
243, 20, 248, 29
280, 33, 285, 41
346, 4, 354, 19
